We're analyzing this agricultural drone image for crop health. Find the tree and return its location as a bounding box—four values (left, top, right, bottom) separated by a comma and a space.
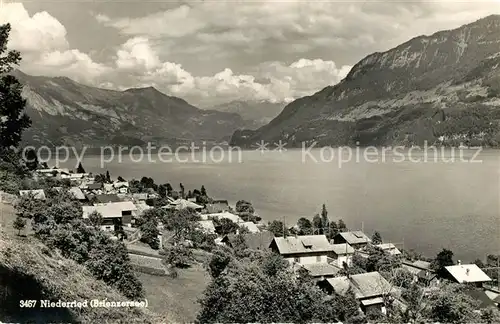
140, 219, 160, 250
13, 216, 26, 235
105, 170, 111, 183
76, 162, 86, 174
164, 244, 193, 268
24, 148, 38, 171
267, 220, 289, 237
117, 176, 125, 182
321, 203, 329, 229
163, 208, 200, 243
200, 185, 207, 196
296, 217, 312, 235
88, 211, 103, 228
214, 218, 239, 236
431, 248, 454, 278
179, 183, 185, 198
338, 219, 348, 232
0, 24, 31, 150
197, 257, 345, 323
206, 248, 234, 278
372, 231, 383, 244
327, 221, 339, 240
312, 214, 322, 234
235, 200, 254, 214
426, 284, 480, 323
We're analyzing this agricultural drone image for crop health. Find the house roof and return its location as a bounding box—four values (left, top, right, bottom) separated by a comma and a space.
94, 194, 122, 203
326, 272, 394, 299
87, 183, 103, 190
241, 222, 260, 233
135, 202, 152, 215
376, 243, 401, 255
206, 201, 230, 214
171, 199, 203, 210
337, 231, 371, 245
332, 243, 355, 255
69, 187, 86, 200
223, 231, 274, 250
464, 288, 496, 309
132, 193, 148, 201
302, 263, 341, 277
445, 264, 492, 283
271, 235, 333, 255
402, 260, 433, 275
201, 211, 242, 223
198, 220, 216, 234
19, 189, 46, 200
361, 297, 384, 306
417, 270, 437, 281
82, 201, 136, 218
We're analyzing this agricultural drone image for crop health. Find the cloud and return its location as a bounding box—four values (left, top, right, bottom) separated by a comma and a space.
0, 3, 109, 84
104, 37, 352, 105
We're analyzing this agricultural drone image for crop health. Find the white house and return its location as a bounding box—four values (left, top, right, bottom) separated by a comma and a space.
82, 201, 137, 231
331, 243, 355, 267
269, 235, 335, 265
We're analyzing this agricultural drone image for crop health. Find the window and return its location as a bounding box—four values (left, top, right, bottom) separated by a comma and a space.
294, 257, 300, 263
316, 256, 322, 262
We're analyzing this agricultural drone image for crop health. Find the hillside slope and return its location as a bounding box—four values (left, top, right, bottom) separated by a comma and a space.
0, 232, 166, 323
231, 15, 500, 147
12, 70, 249, 146
209, 100, 285, 129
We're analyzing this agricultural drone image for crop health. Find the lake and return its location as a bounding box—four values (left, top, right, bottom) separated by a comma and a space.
54, 147, 499, 262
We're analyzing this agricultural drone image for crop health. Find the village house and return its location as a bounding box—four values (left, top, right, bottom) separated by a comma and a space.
445, 263, 492, 288
402, 260, 439, 286
221, 231, 274, 251
82, 201, 137, 231
376, 243, 401, 256
92, 194, 122, 204
333, 231, 371, 249
197, 220, 216, 235
330, 243, 355, 267
296, 263, 341, 281
68, 187, 87, 202
240, 221, 260, 233
19, 189, 46, 200
201, 211, 242, 223
84, 182, 104, 195
319, 271, 395, 315
269, 235, 335, 265
205, 200, 230, 214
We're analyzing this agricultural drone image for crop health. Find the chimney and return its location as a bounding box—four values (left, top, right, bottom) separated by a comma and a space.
457, 260, 461, 265
466, 268, 470, 276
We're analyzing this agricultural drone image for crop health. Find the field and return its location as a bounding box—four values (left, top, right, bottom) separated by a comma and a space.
136, 264, 210, 323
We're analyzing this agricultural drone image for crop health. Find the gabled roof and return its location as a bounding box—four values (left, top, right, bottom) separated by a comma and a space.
94, 194, 122, 203
402, 260, 433, 275
445, 264, 492, 283
302, 263, 341, 277
325, 271, 394, 299
201, 211, 242, 223
376, 243, 401, 255
464, 288, 496, 309
19, 189, 46, 200
223, 231, 274, 250
171, 199, 203, 210
69, 187, 86, 200
331, 243, 355, 255
271, 235, 333, 255
198, 220, 216, 234
240, 222, 260, 233
82, 201, 136, 218
337, 231, 371, 245
87, 182, 103, 190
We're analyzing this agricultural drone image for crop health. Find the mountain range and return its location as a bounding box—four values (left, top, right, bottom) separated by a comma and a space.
13, 70, 255, 147
208, 100, 285, 128
231, 15, 500, 148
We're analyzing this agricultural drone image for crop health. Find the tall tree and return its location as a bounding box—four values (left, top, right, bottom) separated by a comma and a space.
312, 214, 322, 234
76, 162, 86, 174
321, 203, 329, 230
431, 248, 454, 278
338, 219, 348, 232
372, 231, 383, 244
296, 217, 313, 235
179, 183, 185, 198
0, 24, 31, 150
201, 185, 207, 196
267, 220, 289, 237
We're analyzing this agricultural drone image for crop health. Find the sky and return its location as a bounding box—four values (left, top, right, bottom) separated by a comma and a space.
1, 0, 500, 107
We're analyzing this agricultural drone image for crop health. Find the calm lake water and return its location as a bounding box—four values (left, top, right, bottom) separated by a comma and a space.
55, 148, 499, 262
